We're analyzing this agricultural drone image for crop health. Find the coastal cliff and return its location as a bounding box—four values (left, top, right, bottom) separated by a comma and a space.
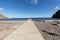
52, 10, 60, 18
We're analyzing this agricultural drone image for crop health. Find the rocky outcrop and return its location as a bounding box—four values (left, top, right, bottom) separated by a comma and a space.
0, 14, 7, 19
52, 10, 60, 18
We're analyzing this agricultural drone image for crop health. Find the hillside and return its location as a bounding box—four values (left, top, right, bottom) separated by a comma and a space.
0, 14, 7, 19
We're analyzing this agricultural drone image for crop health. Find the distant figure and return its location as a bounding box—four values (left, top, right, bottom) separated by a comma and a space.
52, 10, 60, 18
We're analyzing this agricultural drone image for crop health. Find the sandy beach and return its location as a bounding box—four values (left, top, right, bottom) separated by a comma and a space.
0, 19, 60, 40
0, 21, 25, 40
0, 0, 60, 40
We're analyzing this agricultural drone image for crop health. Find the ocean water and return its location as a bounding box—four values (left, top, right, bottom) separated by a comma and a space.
0, 18, 60, 21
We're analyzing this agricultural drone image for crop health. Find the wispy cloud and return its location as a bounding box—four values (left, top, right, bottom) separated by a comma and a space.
26, 0, 39, 5
0, 8, 4, 11
55, 6, 60, 10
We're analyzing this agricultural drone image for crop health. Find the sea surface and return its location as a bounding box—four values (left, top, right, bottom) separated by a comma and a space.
0, 18, 60, 21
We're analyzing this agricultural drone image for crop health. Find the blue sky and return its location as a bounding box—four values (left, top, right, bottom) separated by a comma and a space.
0, 0, 60, 18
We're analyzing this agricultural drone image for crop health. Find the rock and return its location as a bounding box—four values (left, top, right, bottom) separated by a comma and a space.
52, 10, 60, 18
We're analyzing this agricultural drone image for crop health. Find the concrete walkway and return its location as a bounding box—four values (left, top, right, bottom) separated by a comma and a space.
3, 19, 44, 40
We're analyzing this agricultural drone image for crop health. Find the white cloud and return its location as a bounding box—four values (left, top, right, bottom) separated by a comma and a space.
27, 0, 39, 5
0, 8, 4, 11
55, 6, 60, 10
55, 6, 59, 9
